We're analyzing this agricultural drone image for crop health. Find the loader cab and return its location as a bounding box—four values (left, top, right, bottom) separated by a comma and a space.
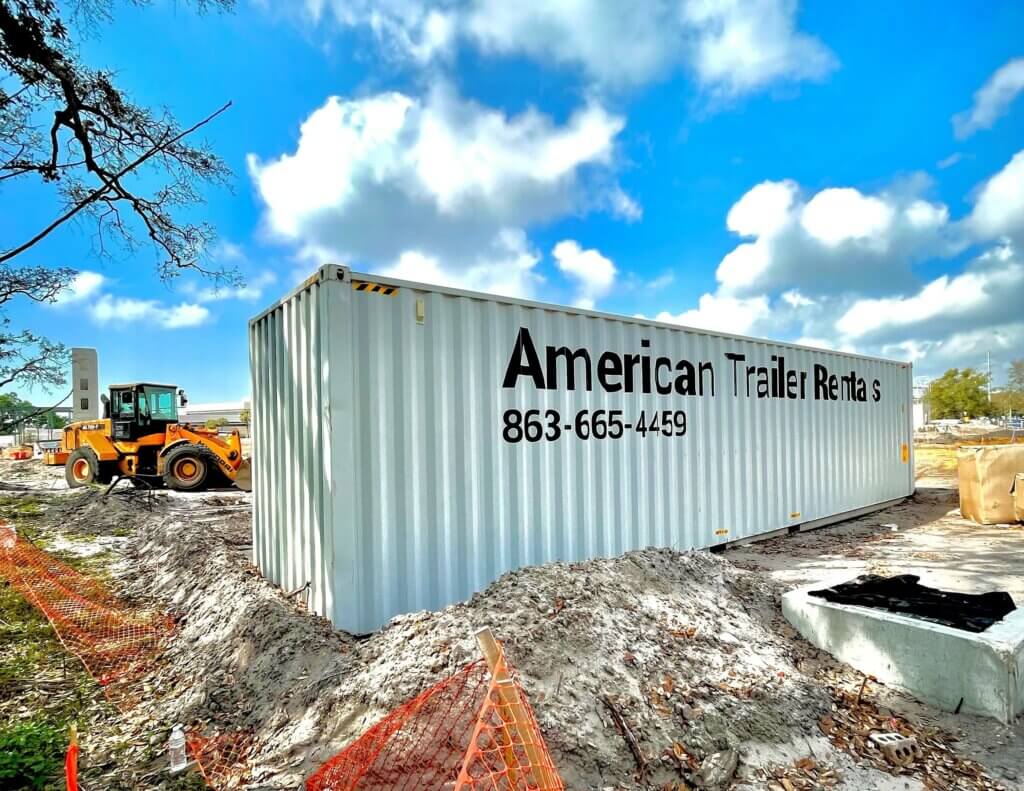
105, 383, 184, 441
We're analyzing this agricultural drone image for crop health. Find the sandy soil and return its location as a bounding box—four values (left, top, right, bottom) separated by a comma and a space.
0, 449, 1019, 791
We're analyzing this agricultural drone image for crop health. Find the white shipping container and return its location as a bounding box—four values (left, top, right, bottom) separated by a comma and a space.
250, 265, 914, 633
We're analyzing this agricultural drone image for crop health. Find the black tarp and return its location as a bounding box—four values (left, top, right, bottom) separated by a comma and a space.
809, 574, 1016, 633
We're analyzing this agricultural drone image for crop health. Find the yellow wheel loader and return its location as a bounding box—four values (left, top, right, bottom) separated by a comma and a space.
46, 383, 252, 492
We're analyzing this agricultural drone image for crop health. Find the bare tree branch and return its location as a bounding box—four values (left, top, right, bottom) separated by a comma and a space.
0, 329, 69, 390
0, 262, 74, 307
0, 0, 237, 284
0, 100, 231, 267
0, 0, 236, 397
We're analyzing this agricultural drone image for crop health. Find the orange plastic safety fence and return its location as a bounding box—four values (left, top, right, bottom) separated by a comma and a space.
306, 656, 564, 791
0, 524, 171, 705
187, 729, 254, 790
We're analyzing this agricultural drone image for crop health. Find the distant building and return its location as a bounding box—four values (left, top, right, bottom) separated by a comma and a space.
913, 400, 931, 430
71, 348, 99, 421
912, 377, 932, 430
180, 400, 250, 430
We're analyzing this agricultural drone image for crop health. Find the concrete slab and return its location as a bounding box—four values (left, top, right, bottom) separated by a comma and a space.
783, 578, 1024, 723
725, 484, 1024, 605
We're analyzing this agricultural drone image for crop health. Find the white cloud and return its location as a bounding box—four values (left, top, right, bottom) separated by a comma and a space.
607, 186, 643, 221
792, 335, 859, 354
878, 339, 929, 363
904, 200, 950, 230
715, 179, 953, 296
953, 57, 1024, 139
380, 229, 541, 298
874, 323, 1024, 373
51, 270, 212, 328
781, 289, 814, 308
937, 152, 963, 170
727, 179, 797, 237
187, 271, 279, 303
162, 303, 211, 329
55, 271, 105, 304
305, 0, 457, 62
646, 272, 675, 290
654, 156, 1024, 377
90, 295, 210, 329
212, 240, 246, 262
837, 273, 988, 339
681, 0, 837, 98
800, 188, 894, 247
656, 292, 771, 335
835, 243, 1023, 342
794, 336, 834, 350
303, 0, 836, 97
552, 240, 616, 309
968, 149, 1024, 243
248, 84, 632, 299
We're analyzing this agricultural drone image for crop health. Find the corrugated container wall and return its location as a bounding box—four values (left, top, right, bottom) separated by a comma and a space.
250, 265, 914, 633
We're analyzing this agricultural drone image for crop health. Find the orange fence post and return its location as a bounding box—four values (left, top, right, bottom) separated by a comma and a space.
65, 724, 79, 791
304, 630, 564, 791
456, 628, 561, 791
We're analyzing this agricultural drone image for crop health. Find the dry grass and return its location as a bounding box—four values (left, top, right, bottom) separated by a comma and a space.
914, 446, 958, 481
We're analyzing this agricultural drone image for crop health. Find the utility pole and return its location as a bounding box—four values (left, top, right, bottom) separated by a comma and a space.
987, 351, 992, 403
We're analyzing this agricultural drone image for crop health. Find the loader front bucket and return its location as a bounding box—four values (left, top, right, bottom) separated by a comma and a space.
233, 458, 252, 492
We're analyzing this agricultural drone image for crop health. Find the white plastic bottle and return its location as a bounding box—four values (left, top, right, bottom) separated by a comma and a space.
167, 724, 187, 773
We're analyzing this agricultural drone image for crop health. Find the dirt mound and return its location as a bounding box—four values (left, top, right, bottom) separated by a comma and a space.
6, 457, 1014, 789
83, 497, 838, 790
360, 550, 832, 789
8, 475, 1007, 789
41, 487, 164, 535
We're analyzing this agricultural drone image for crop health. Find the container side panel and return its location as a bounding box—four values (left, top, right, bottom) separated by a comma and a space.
334, 288, 913, 632
250, 278, 337, 620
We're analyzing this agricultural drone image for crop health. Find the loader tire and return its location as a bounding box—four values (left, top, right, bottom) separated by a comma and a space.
66, 447, 100, 488
163, 444, 211, 492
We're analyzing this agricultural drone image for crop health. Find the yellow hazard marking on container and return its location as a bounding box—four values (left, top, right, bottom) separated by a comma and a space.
352, 280, 398, 296
901, 443, 909, 463
714, 528, 729, 536
789, 511, 801, 519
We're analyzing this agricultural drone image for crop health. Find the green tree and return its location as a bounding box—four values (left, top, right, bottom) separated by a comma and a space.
205, 417, 228, 430
238, 407, 250, 427
924, 368, 993, 419
1005, 359, 1024, 414
0, 391, 65, 433
41, 409, 65, 429
0, 391, 34, 424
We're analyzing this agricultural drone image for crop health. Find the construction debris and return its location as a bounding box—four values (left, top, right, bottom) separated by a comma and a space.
869, 732, 922, 767
693, 748, 738, 789
819, 683, 1006, 790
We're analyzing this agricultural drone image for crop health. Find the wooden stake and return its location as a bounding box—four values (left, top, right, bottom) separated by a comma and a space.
600, 694, 648, 780
474, 627, 559, 790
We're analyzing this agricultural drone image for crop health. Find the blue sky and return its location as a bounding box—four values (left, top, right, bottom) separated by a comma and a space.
3, 0, 1023, 404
